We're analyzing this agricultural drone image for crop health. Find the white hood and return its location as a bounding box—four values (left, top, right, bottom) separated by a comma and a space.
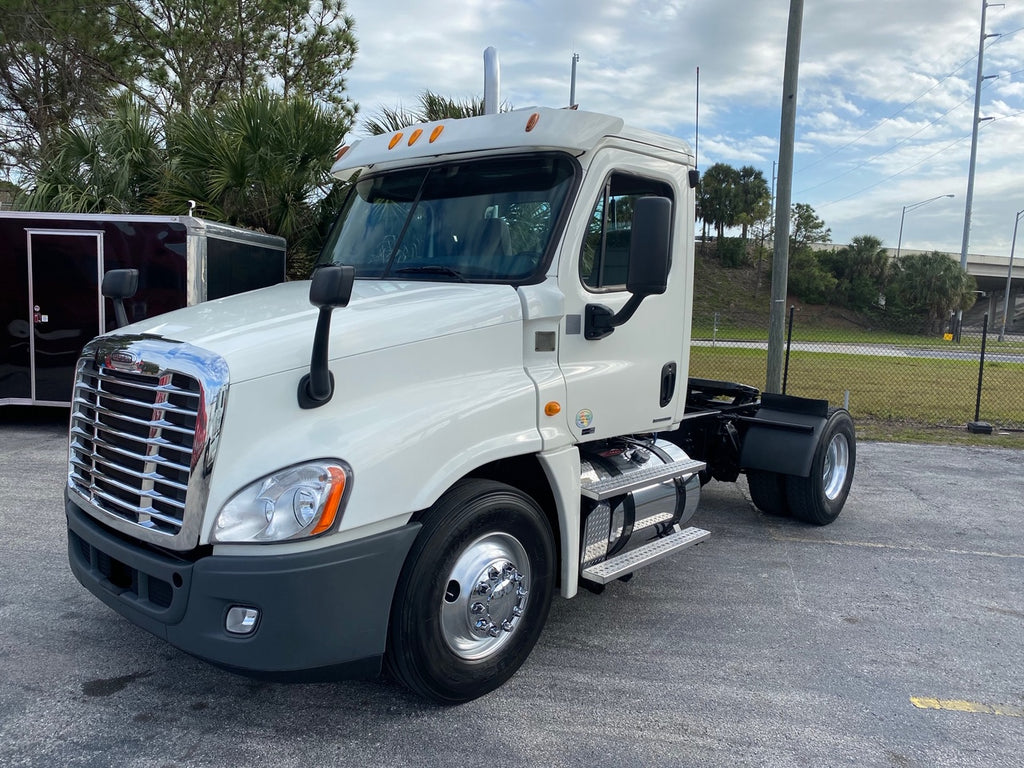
122, 280, 524, 382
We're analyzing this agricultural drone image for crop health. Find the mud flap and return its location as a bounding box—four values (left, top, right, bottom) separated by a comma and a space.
739, 393, 830, 478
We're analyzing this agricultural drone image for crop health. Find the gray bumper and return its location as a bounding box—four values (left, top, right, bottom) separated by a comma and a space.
67, 496, 420, 681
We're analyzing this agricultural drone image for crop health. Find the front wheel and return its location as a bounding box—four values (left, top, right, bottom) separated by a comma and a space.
385, 479, 555, 704
785, 409, 856, 525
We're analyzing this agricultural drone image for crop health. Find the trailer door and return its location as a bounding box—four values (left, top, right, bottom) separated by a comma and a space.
27, 230, 104, 405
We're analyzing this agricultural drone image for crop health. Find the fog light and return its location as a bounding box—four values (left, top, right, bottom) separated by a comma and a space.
226, 606, 260, 635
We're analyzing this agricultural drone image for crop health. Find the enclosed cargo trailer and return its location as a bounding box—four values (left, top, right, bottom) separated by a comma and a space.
0, 212, 285, 407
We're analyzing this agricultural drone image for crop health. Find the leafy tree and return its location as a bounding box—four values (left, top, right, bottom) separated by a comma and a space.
0, 0, 131, 178
1, 1, 357, 181
819, 234, 889, 311
271, 0, 357, 120
787, 247, 837, 304
884, 251, 977, 334
784, 203, 835, 303
790, 202, 830, 250
113, 0, 357, 122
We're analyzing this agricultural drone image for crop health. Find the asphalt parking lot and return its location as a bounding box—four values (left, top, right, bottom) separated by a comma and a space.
1, 407, 1022, 768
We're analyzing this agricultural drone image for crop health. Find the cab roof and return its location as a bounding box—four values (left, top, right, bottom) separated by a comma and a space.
331, 107, 694, 180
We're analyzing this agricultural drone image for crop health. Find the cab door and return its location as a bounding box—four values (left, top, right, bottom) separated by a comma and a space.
557, 154, 691, 442
27, 230, 104, 404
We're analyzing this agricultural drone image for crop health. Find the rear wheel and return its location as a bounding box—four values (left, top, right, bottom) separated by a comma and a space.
385, 479, 555, 704
747, 470, 790, 516
786, 409, 855, 525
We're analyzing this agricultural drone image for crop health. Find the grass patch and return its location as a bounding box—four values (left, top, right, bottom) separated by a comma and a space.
688, 346, 1024, 431
855, 418, 1024, 448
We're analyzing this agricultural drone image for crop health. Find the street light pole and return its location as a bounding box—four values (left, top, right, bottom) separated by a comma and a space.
895, 194, 955, 259
998, 208, 1024, 341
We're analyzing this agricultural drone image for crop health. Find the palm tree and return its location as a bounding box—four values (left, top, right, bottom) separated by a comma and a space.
156, 89, 348, 276
23, 93, 163, 213
886, 251, 976, 334
363, 91, 505, 135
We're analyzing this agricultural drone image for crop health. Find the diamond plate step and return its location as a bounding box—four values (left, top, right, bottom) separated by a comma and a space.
581, 526, 711, 585
580, 458, 706, 501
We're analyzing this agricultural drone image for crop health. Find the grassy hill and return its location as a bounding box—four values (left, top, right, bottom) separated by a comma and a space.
691, 244, 877, 340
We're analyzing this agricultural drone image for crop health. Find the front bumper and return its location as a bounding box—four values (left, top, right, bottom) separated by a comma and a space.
67, 496, 420, 681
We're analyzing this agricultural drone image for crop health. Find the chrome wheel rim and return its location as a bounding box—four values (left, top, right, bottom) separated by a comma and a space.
822, 432, 850, 500
440, 532, 531, 661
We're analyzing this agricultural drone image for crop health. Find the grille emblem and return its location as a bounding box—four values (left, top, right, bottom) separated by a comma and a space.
102, 350, 142, 372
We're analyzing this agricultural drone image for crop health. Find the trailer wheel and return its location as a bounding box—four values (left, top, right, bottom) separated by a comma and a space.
785, 409, 855, 525
385, 479, 555, 704
746, 470, 790, 516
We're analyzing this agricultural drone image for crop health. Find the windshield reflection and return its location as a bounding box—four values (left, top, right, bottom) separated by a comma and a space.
318, 153, 577, 283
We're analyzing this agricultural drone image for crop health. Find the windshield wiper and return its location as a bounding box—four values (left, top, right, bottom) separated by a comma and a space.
393, 265, 468, 282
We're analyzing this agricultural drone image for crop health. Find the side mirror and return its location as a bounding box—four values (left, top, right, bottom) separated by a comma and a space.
298, 265, 355, 409
101, 269, 140, 328
625, 196, 671, 297
585, 196, 672, 340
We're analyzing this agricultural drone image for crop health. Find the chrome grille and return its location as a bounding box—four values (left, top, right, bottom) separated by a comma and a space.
67, 337, 230, 550
70, 364, 199, 535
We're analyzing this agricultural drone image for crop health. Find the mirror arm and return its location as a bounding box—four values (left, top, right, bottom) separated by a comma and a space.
298, 307, 337, 407
584, 295, 643, 340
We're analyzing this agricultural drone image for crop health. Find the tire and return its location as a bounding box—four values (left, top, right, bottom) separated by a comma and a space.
785, 409, 856, 526
385, 479, 555, 704
747, 469, 790, 516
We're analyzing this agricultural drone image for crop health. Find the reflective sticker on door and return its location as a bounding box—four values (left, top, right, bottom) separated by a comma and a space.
575, 409, 593, 429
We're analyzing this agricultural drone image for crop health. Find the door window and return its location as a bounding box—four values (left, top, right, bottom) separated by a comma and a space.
580, 174, 673, 290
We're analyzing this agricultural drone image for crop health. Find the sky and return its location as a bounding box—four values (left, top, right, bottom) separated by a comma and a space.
340, 0, 1024, 258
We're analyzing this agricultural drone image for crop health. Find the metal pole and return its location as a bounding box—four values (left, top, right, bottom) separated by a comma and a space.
896, 205, 907, 259
998, 209, 1023, 341
974, 313, 989, 422
957, 0, 998, 341
896, 194, 954, 260
570, 53, 579, 107
483, 47, 500, 115
767, 0, 803, 394
695, 66, 700, 167
782, 305, 795, 395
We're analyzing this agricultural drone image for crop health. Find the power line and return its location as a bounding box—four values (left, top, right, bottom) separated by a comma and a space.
795, 88, 981, 197
817, 133, 972, 209
796, 23, 1023, 191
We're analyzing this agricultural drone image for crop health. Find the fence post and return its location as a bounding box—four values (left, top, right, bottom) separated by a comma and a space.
967, 313, 992, 434
782, 305, 795, 395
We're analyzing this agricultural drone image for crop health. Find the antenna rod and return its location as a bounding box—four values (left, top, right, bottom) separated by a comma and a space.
570, 52, 580, 107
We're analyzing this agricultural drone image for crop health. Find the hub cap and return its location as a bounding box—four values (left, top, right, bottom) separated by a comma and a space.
822, 432, 850, 500
440, 532, 530, 660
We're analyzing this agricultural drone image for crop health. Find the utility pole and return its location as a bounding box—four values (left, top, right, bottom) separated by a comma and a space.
956, 0, 1002, 340
766, 0, 803, 393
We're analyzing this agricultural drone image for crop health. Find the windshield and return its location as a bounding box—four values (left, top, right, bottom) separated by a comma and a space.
317, 153, 577, 282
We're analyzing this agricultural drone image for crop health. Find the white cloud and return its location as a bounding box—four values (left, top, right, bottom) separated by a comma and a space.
342, 0, 1024, 253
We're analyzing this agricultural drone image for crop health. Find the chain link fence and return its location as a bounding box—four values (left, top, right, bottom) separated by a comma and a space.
690, 308, 1024, 433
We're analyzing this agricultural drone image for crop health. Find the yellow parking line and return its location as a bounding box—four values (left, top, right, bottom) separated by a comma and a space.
911, 697, 1024, 718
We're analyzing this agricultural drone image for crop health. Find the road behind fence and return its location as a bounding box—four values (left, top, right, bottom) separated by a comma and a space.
690, 310, 1024, 432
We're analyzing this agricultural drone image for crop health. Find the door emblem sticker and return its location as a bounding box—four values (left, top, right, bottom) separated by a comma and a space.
575, 409, 593, 429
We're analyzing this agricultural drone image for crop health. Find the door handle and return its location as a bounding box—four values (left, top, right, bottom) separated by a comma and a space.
660, 362, 677, 407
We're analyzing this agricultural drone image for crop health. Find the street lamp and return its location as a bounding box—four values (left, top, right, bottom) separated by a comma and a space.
896, 194, 955, 259
998, 208, 1024, 342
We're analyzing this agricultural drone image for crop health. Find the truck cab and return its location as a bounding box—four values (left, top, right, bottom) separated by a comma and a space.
65, 106, 854, 704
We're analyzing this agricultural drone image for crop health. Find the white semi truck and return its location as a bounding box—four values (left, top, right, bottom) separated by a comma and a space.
65, 74, 855, 704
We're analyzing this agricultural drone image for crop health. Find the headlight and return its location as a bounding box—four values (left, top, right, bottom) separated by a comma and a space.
212, 461, 351, 543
